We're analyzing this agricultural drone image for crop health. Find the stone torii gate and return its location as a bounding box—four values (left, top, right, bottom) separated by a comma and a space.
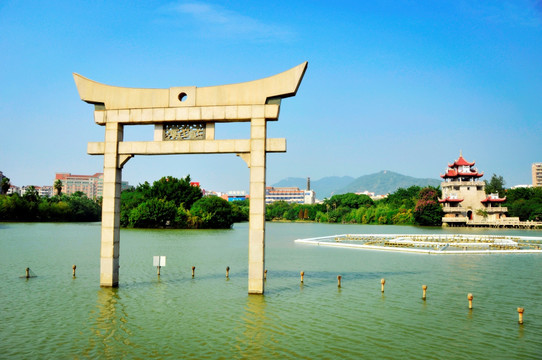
73, 62, 307, 294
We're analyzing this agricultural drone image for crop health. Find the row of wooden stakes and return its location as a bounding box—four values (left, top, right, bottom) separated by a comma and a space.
303, 271, 526, 325
27, 265, 527, 325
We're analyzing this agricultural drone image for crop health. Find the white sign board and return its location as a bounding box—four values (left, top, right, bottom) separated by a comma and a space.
153, 256, 166, 267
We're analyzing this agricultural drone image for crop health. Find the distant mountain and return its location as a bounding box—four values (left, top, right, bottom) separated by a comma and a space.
272, 171, 441, 199
272, 176, 355, 199
335, 170, 441, 196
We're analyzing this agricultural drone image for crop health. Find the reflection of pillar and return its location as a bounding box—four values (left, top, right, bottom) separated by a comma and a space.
240, 295, 268, 357
248, 118, 266, 294
100, 122, 123, 287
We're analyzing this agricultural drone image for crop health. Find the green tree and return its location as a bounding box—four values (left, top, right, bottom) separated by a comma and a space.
22, 186, 40, 219
174, 204, 190, 228
314, 211, 328, 222
324, 193, 374, 210
53, 179, 63, 196
231, 199, 249, 222
67, 193, 101, 221
128, 198, 177, 228
0, 193, 27, 220
391, 208, 414, 224
505, 187, 542, 221
120, 184, 150, 227
413, 187, 443, 226
382, 186, 421, 209
1, 177, 10, 195
190, 196, 233, 229
150, 175, 202, 209
485, 174, 506, 197
327, 206, 351, 223
266, 201, 291, 220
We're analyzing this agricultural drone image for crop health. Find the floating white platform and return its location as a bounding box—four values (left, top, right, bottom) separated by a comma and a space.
294, 234, 542, 254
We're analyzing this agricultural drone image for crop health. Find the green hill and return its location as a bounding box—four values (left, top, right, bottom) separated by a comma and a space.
272, 171, 441, 199
336, 170, 441, 196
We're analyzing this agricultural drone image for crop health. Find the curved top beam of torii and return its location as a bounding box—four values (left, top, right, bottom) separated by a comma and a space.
73, 62, 307, 110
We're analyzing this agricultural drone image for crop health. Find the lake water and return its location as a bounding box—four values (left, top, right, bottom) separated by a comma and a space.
1, 222, 541, 359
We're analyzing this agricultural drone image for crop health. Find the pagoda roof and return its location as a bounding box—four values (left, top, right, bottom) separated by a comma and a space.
481, 196, 506, 203
440, 169, 484, 178
448, 154, 475, 168
439, 197, 464, 203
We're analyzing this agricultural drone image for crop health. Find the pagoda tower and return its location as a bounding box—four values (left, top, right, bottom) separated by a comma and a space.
439, 153, 507, 226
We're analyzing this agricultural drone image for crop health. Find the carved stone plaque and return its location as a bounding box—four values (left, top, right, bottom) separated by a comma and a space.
163, 123, 206, 140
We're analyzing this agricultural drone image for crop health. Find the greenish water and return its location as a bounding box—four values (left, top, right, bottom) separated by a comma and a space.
1, 222, 541, 359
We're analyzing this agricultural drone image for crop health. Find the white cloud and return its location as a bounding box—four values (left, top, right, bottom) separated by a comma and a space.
160, 1, 294, 41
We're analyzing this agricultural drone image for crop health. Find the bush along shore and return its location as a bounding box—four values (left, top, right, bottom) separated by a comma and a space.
120, 175, 247, 229
0, 190, 101, 222
2, 177, 539, 228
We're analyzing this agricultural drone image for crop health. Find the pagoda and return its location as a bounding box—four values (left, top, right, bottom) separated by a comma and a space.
439, 153, 507, 226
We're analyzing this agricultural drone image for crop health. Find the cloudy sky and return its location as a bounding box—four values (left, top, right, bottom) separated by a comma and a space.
1, 1, 541, 192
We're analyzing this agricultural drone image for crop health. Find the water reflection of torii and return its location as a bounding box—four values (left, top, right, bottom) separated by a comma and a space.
73, 62, 308, 294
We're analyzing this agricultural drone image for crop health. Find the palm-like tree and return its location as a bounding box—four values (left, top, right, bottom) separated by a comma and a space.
1, 177, 10, 195
54, 179, 63, 196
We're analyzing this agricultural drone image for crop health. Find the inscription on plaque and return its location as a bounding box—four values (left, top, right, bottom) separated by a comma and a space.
164, 123, 206, 140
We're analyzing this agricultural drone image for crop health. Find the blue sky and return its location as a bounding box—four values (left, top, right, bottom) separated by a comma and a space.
1, 1, 541, 193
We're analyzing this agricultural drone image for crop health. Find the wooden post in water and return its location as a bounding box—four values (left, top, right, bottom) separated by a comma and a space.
381, 278, 386, 293
72, 265, 77, 278
517, 307, 524, 324
468, 293, 473, 309
422, 285, 427, 300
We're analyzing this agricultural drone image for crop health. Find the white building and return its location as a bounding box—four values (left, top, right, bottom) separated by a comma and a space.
265, 186, 315, 204
7, 185, 20, 195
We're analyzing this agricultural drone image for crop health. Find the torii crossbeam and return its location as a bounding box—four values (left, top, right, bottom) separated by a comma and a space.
74, 62, 307, 294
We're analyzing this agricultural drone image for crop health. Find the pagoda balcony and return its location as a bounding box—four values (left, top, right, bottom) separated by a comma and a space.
485, 207, 508, 213
442, 207, 463, 213
442, 180, 484, 187
442, 217, 468, 223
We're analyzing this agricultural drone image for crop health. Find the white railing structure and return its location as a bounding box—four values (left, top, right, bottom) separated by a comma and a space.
295, 234, 542, 254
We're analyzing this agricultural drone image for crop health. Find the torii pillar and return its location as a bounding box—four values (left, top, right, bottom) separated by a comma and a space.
74, 62, 307, 294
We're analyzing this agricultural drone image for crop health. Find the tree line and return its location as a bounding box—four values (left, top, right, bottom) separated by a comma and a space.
0, 187, 101, 222
2, 174, 540, 227
266, 186, 444, 226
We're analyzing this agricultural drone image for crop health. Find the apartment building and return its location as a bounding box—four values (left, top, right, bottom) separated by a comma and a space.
533, 163, 542, 187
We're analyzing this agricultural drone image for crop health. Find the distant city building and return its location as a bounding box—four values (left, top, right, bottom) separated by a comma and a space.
355, 190, 388, 201
19, 185, 53, 197
222, 190, 248, 202
511, 184, 532, 189
532, 163, 542, 187
55, 172, 104, 198
439, 153, 516, 226
54, 172, 131, 198
190, 181, 205, 195
7, 185, 20, 195
265, 186, 315, 204
38, 186, 53, 197
121, 182, 133, 192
